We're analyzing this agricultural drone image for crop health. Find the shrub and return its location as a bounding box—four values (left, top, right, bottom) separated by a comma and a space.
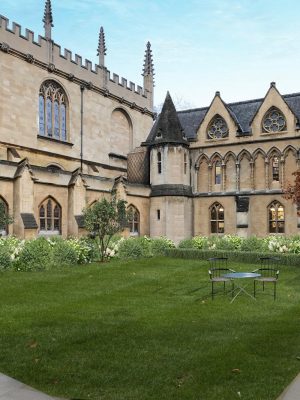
51, 239, 78, 267
67, 237, 94, 264
15, 237, 52, 271
240, 236, 265, 252
0, 246, 12, 270
151, 237, 175, 256
118, 237, 148, 259
178, 238, 195, 249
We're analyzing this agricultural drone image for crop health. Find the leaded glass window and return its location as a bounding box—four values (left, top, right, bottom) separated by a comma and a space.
39, 198, 61, 234
0, 198, 9, 236
128, 205, 140, 236
268, 201, 285, 233
210, 203, 224, 234
207, 115, 229, 139
39, 80, 68, 141
215, 161, 222, 185
157, 152, 162, 174
262, 108, 286, 133
272, 156, 280, 181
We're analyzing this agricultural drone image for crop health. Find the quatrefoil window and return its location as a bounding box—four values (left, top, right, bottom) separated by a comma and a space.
207, 115, 229, 139
262, 108, 286, 133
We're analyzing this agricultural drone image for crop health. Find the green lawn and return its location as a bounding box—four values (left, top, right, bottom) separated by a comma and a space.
0, 257, 300, 400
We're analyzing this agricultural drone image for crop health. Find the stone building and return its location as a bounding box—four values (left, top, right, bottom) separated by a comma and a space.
1, 1, 300, 243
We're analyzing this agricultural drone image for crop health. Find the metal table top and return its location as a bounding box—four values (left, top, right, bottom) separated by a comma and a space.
222, 272, 261, 279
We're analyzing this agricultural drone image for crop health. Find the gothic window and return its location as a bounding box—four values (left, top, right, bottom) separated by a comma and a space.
0, 197, 9, 236
215, 161, 222, 185
128, 205, 140, 236
207, 115, 229, 139
210, 202, 224, 234
272, 157, 280, 181
268, 201, 285, 233
39, 80, 67, 141
39, 198, 61, 234
157, 152, 162, 174
184, 153, 187, 175
262, 107, 286, 133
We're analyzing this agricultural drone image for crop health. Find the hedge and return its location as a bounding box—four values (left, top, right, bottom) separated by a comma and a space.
164, 248, 300, 267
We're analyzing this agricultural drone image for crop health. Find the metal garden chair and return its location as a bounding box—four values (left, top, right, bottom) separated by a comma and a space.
252, 257, 280, 300
208, 257, 235, 300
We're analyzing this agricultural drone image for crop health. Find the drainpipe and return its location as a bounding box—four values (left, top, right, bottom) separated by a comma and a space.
80, 85, 85, 173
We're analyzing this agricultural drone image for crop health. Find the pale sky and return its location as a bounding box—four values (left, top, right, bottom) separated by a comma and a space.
1, 0, 300, 109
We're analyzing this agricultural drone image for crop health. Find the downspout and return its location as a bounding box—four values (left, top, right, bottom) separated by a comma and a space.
80, 85, 85, 173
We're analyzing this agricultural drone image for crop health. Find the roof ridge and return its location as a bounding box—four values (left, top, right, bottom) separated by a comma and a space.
176, 91, 300, 114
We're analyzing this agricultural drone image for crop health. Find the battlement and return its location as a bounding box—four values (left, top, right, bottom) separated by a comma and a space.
0, 15, 152, 110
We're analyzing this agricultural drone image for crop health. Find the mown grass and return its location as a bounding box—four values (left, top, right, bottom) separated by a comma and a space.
0, 257, 300, 400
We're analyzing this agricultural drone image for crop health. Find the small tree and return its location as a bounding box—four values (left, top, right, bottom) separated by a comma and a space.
283, 169, 300, 215
0, 201, 13, 235
83, 194, 127, 262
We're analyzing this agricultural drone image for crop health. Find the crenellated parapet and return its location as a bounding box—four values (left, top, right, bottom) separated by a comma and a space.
0, 15, 154, 114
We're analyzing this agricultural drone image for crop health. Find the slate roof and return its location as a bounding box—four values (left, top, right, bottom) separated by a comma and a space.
145, 92, 189, 146
21, 213, 38, 229
177, 92, 300, 140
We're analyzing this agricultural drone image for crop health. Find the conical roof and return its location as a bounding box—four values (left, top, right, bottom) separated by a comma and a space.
145, 92, 188, 146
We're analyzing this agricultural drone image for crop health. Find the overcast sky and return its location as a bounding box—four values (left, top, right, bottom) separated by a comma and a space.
1, 0, 300, 109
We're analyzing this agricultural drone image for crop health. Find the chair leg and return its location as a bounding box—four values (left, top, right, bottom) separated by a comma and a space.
224, 281, 226, 293
274, 282, 276, 300
254, 280, 256, 298
212, 281, 214, 300
263, 281, 265, 291
231, 280, 234, 298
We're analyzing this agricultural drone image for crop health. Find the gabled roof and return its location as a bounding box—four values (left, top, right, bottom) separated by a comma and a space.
177, 91, 300, 140
144, 92, 189, 146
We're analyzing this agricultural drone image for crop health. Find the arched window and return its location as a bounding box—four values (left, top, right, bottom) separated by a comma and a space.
268, 201, 285, 233
39, 80, 67, 141
207, 115, 229, 139
39, 198, 61, 234
127, 205, 140, 236
210, 203, 224, 234
157, 152, 162, 174
0, 197, 9, 236
262, 107, 286, 133
271, 156, 280, 181
215, 161, 222, 185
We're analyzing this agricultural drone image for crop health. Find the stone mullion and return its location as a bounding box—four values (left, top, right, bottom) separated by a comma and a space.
250, 161, 254, 191
280, 157, 285, 190
236, 162, 240, 192
265, 158, 270, 190
221, 163, 226, 192
208, 165, 212, 193
194, 165, 199, 192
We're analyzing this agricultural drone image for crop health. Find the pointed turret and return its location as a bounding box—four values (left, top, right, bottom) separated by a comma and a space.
142, 41, 154, 110
97, 26, 107, 67
43, 0, 53, 40
145, 92, 188, 146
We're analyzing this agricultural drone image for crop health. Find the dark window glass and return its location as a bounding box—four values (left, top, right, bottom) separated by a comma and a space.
39, 95, 45, 135
215, 162, 222, 185
157, 152, 162, 174
128, 206, 139, 235
39, 198, 61, 233
272, 157, 279, 181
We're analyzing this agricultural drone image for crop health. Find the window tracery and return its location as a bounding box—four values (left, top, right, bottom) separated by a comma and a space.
128, 205, 140, 235
39, 80, 67, 141
262, 108, 286, 133
39, 198, 61, 234
207, 115, 229, 139
268, 201, 284, 233
210, 202, 224, 234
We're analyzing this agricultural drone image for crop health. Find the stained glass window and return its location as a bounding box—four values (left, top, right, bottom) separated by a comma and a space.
210, 203, 224, 234
207, 115, 229, 139
262, 108, 286, 133
268, 201, 285, 233
39, 198, 61, 234
39, 80, 67, 141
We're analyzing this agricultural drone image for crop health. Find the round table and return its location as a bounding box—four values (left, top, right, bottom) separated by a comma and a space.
222, 272, 261, 303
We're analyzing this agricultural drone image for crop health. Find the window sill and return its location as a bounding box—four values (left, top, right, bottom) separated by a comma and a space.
37, 135, 74, 147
